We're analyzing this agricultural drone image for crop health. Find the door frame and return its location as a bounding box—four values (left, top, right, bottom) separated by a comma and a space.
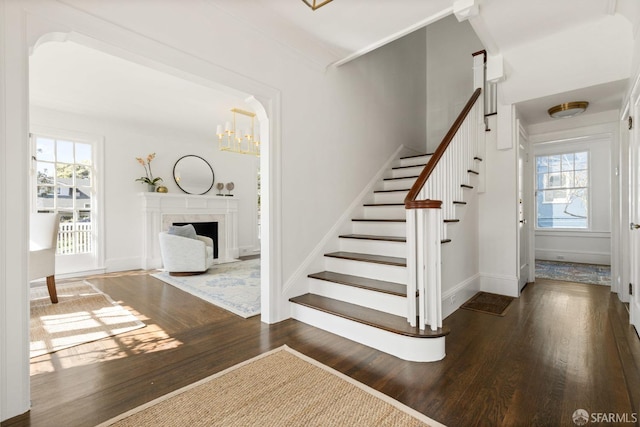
516, 120, 533, 293
628, 79, 640, 333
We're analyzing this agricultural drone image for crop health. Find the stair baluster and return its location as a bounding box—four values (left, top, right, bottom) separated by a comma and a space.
405, 88, 483, 331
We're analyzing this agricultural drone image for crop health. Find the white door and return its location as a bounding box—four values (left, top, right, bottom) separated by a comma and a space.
517, 123, 531, 292
630, 95, 640, 333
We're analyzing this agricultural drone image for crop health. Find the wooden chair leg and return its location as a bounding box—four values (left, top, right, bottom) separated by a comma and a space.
46, 275, 58, 304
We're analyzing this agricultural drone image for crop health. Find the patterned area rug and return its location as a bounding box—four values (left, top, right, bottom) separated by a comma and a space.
31, 281, 145, 358
535, 260, 611, 286
98, 345, 442, 427
151, 259, 260, 318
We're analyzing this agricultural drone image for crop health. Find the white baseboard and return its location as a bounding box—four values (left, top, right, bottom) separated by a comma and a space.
442, 273, 481, 319
106, 257, 143, 273
480, 273, 519, 297
535, 249, 610, 265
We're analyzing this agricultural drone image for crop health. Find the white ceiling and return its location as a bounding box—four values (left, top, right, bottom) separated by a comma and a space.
29, 0, 637, 130
30, 41, 250, 138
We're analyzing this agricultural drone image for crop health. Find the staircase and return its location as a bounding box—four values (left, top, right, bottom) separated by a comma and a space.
289, 152, 468, 362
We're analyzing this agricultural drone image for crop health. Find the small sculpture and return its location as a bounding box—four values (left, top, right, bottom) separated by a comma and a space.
225, 182, 235, 197
216, 182, 224, 196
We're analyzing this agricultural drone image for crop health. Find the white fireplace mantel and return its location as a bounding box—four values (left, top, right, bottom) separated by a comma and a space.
139, 192, 239, 269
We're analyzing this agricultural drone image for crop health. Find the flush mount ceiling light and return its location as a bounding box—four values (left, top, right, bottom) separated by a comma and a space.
301, 0, 333, 10
548, 101, 589, 119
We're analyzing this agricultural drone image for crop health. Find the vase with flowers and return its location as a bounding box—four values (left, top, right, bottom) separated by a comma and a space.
135, 153, 163, 192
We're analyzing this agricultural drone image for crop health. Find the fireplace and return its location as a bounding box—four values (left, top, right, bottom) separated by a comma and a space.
140, 193, 239, 269
172, 221, 219, 259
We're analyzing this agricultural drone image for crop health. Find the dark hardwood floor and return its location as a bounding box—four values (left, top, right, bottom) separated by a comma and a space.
3, 274, 640, 426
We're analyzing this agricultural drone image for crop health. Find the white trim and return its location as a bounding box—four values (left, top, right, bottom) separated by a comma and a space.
332, 8, 453, 67
441, 273, 481, 319
1, 2, 31, 420
30, 125, 106, 274
535, 249, 611, 266
480, 273, 519, 297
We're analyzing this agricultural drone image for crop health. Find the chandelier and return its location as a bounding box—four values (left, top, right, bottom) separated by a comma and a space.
216, 108, 260, 156
302, 0, 333, 10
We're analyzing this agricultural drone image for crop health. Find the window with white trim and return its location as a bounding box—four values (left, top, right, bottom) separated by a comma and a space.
535, 151, 589, 229
33, 135, 95, 255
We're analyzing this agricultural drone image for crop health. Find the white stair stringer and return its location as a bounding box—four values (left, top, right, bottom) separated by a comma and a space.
291, 303, 446, 362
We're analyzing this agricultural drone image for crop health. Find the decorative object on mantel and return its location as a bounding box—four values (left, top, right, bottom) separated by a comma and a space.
225, 182, 235, 197
216, 108, 260, 156
135, 152, 163, 192
216, 182, 224, 196
173, 155, 215, 195
156, 185, 168, 193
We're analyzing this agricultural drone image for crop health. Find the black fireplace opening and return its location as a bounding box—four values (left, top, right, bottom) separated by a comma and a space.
173, 222, 219, 259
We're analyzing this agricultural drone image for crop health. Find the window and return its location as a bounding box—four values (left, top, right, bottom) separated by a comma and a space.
536, 151, 588, 229
34, 135, 94, 254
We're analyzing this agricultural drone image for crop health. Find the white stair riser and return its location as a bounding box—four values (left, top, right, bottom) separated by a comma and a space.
339, 238, 405, 258
324, 257, 406, 283
374, 191, 408, 204
290, 303, 446, 362
364, 205, 405, 219
400, 155, 432, 167
382, 177, 417, 191
391, 165, 424, 179
352, 221, 406, 237
308, 278, 407, 317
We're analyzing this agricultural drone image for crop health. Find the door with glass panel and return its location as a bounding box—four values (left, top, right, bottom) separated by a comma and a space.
32, 134, 99, 274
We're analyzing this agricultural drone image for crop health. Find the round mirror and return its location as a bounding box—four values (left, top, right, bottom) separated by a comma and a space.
173, 155, 215, 195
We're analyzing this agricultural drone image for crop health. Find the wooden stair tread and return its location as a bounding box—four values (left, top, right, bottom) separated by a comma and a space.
384, 176, 419, 181
453, 201, 467, 205
441, 239, 452, 244
325, 251, 406, 267
461, 184, 474, 189
352, 219, 406, 223
290, 294, 449, 338
339, 234, 405, 242
363, 203, 403, 207
392, 164, 425, 170
399, 153, 434, 160
308, 271, 406, 296
444, 219, 460, 223
374, 189, 411, 194
468, 169, 479, 175
474, 156, 483, 161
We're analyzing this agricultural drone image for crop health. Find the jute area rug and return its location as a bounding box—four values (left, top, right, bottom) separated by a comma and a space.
98, 346, 444, 427
30, 280, 145, 358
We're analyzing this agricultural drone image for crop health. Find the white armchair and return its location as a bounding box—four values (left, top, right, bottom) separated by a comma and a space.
29, 213, 60, 303
158, 231, 214, 275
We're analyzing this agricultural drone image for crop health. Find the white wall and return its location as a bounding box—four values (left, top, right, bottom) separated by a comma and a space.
0, 1, 428, 420
478, 114, 519, 296
426, 15, 483, 152
30, 106, 261, 273
530, 130, 613, 265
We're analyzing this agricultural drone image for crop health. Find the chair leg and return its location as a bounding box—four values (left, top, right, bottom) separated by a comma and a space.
46, 275, 58, 304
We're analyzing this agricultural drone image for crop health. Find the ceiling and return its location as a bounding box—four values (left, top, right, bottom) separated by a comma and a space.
30, 41, 250, 139
29, 0, 638, 129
